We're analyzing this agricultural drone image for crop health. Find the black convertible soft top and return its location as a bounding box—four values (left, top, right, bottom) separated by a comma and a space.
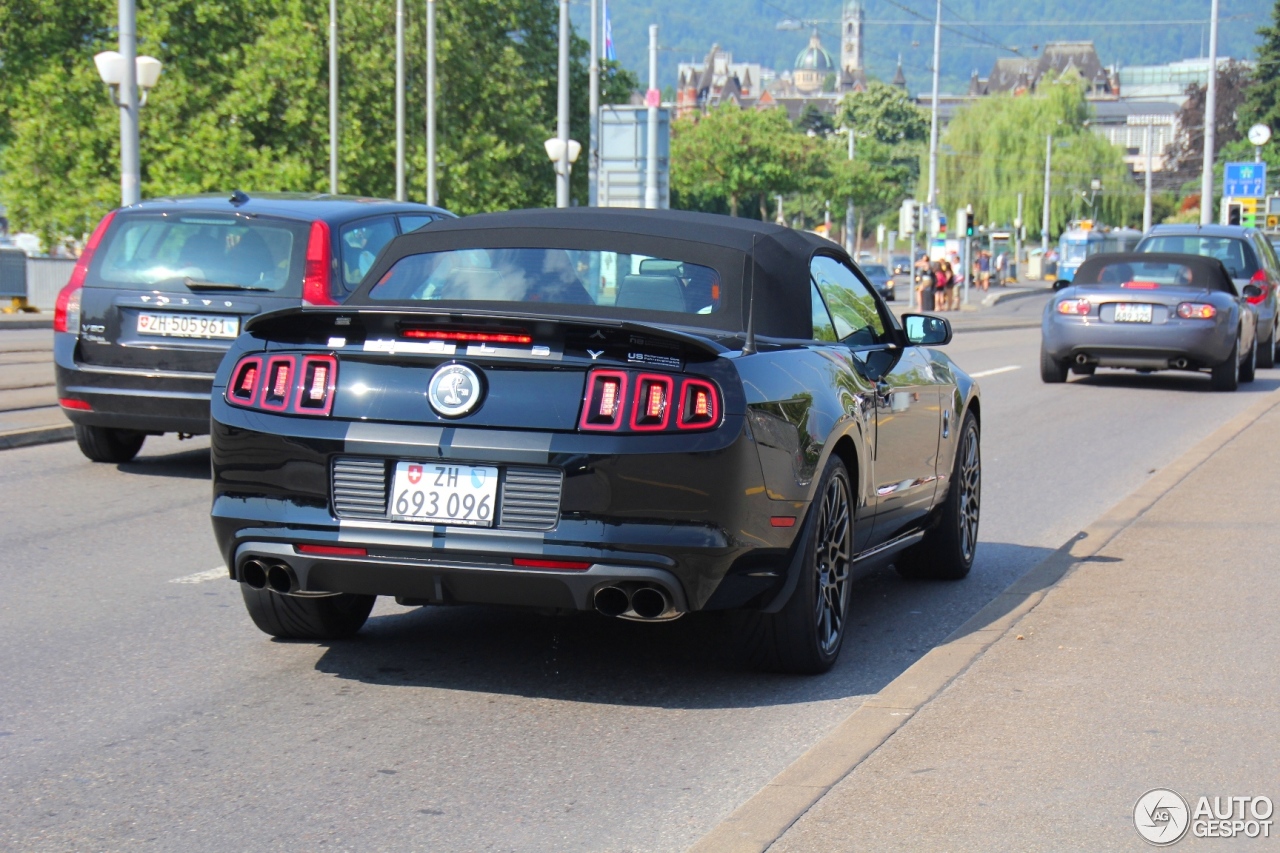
347, 208, 847, 339
1071, 252, 1237, 294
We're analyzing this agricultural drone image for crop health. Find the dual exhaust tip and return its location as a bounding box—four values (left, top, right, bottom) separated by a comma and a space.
240, 558, 297, 594
593, 584, 677, 621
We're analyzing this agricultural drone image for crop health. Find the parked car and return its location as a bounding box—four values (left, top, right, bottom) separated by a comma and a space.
54, 192, 454, 462
1041, 252, 1260, 391
860, 262, 896, 300
891, 254, 912, 275
1136, 224, 1280, 368
209, 208, 981, 674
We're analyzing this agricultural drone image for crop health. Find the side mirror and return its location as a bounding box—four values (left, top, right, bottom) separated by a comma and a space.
902, 313, 952, 346
1053, 279, 1072, 291
1243, 283, 1264, 299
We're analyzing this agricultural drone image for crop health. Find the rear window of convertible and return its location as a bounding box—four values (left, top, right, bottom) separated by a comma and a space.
1076, 260, 1226, 290
367, 248, 722, 316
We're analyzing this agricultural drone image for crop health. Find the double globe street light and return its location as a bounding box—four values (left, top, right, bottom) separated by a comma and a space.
93, 47, 163, 207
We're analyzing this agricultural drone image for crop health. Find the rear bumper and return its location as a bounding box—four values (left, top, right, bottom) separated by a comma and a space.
54, 334, 214, 433
209, 407, 803, 613
1042, 316, 1237, 369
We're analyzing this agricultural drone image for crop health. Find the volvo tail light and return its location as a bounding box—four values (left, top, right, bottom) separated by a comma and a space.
630, 374, 674, 430
54, 210, 117, 334
1247, 270, 1270, 306
1177, 302, 1217, 320
225, 353, 338, 417
303, 220, 337, 306
579, 370, 628, 431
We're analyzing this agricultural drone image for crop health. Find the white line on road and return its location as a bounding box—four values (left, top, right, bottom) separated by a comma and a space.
969, 365, 1022, 378
169, 566, 228, 584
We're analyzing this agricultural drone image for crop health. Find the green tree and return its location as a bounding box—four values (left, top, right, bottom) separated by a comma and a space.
670, 105, 816, 218
0, 0, 625, 245
835, 81, 928, 147
1241, 2, 1280, 136
934, 74, 1134, 239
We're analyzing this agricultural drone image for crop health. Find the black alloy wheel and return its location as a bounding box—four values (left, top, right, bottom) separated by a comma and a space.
742, 457, 854, 674
897, 410, 980, 581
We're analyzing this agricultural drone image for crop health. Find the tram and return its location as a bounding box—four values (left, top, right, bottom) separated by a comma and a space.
1057, 222, 1143, 281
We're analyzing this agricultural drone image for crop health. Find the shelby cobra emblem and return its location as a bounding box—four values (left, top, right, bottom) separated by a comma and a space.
428, 363, 483, 418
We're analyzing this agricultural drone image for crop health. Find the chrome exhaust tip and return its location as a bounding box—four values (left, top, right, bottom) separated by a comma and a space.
630, 586, 671, 620
266, 562, 296, 594
1075, 354, 1089, 365
1171, 357, 1189, 369
241, 559, 268, 590
593, 586, 630, 617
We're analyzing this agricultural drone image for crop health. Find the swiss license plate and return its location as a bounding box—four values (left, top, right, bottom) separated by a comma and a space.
389, 462, 499, 527
1113, 303, 1152, 323
137, 312, 240, 339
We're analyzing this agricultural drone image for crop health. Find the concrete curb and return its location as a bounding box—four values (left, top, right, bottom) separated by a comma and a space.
687, 385, 1280, 853
980, 286, 1049, 308
0, 316, 52, 330
0, 424, 74, 450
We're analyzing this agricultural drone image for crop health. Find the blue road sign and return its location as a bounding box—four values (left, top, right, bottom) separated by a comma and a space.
1224, 162, 1267, 197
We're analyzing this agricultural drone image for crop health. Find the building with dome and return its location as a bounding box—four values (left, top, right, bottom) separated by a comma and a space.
793, 30, 836, 95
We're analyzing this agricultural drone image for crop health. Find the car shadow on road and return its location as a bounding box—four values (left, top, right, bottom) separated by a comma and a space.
1072, 371, 1280, 394
309, 540, 1055, 709
116, 446, 211, 480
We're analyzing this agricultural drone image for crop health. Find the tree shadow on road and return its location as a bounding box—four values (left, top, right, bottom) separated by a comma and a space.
309, 540, 1055, 709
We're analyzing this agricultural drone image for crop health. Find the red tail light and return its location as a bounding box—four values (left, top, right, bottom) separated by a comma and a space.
579, 370, 629, 431
512, 557, 593, 570
1177, 302, 1217, 319
1056, 298, 1091, 315
303, 220, 337, 306
1248, 270, 1270, 305
630, 374, 674, 430
295, 544, 367, 557
54, 210, 116, 333
294, 354, 337, 415
579, 369, 721, 433
58, 398, 93, 411
402, 328, 533, 345
677, 379, 719, 429
225, 353, 338, 417
1121, 280, 1159, 289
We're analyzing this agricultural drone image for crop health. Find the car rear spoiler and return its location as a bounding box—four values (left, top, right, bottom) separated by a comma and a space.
243, 305, 731, 361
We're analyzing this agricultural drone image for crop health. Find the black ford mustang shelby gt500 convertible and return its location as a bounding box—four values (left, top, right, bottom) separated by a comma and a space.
210, 209, 981, 673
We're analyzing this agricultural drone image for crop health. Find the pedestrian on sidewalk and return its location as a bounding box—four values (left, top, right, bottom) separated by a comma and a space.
977, 251, 990, 292
995, 251, 1007, 286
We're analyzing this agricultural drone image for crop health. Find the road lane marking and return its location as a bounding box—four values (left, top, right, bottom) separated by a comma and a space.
169, 566, 228, 584
969, 365, 1022, 378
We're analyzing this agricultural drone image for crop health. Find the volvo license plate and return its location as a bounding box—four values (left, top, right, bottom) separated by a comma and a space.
137, 312, 240, 339
1113, 303, 1152, 323
389, 462, 499, 526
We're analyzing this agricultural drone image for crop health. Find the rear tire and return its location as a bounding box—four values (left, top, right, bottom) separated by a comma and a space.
1211, 339, 1240, 392
240, 586, 375, 640
896, 411, 980, 581
1240, 335, 1257, 383
742, 457, 854, 674
73, 424, 146, 463
1258, 327, 1276, 369
1040, 346, 1069, 383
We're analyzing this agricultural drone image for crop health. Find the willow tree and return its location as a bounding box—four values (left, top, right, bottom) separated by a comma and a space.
934, 75, 1136, 239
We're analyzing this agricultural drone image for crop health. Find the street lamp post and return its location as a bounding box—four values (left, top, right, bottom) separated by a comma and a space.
1200, 0, 1220, 225
94, 1, 162, 207
329, 0, 339, 194
395, 0, 406, 201
644, 25, 660, 210
1041, 133, 1052, 254
925, 0, 942, 243
556, 0, 571, 207
588, 0, 600, 207
426, 0, 437, 206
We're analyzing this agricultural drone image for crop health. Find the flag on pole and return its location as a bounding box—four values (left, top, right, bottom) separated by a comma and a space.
603, 0, 616, 61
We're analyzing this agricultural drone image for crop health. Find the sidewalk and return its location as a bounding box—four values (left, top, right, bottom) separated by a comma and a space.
0, 324, 70, 449
695, 390, 1280, 851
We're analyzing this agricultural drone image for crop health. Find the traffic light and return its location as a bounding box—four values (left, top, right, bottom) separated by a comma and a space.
1227, 202, 1242, 227
964, 204, 974, 237
955, 207, 968, 239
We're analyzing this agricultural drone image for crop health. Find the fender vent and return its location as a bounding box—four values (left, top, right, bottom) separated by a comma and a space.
331, 457, 562, 530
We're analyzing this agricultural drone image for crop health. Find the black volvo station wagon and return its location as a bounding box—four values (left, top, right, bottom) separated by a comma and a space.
210, 209, 981, 673
53, 192, 453, 462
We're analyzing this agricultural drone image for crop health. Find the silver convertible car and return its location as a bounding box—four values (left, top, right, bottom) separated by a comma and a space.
1041, 253, 1262, 391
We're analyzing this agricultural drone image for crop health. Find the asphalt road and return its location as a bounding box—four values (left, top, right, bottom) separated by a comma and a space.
3, 312, 1276, 852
